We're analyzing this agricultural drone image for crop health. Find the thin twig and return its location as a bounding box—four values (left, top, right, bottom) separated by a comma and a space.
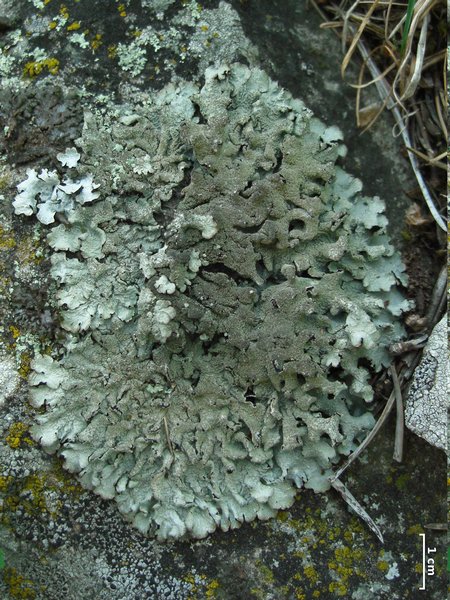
390, 365, 404, 462
424, 265, 447, 330
330, 389, 396, 482
331, 478, 384, 543
163, 416, 174, 456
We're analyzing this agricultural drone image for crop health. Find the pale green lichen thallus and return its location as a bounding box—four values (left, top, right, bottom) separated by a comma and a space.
13, 64, 411, 540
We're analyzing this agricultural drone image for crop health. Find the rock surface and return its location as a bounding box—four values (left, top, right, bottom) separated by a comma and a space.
405, 316, 448, 451
0, 0, 447, 598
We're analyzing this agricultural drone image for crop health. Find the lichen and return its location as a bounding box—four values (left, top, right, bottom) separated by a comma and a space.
23, 58, 60, 78
2, 567, 37, 600
14, 63, 410, 540
5, 422, 34, 449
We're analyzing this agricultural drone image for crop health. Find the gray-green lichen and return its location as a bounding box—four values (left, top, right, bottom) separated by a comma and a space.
14, 63, 410, 540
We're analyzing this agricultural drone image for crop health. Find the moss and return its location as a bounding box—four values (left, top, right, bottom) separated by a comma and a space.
406, 524, 424, 536
395, 473, 411, 491
2, 567, 36, 600
5, 422, 34, 449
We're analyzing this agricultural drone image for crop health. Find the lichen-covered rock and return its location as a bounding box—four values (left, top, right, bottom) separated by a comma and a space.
15, 63, 410, 540
405, 316, 448, 451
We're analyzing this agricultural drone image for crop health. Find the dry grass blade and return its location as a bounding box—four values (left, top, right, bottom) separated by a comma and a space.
424, 523, 448, 531
163, 415, 174, 456
330, 389, 396, 482
405, 146, 447, 170
331, 478, 384, 543
341, 0, 382, 76
390, 365, 404, 462
399, 12, 429, 99
424, 265, 447, 329
310, 0, 447, 231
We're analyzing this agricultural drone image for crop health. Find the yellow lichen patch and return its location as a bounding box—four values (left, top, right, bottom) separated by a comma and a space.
200, 24, 209, 32
15, 235, 44, 266
184, 572, 201, 599
107, 44, 117, 59
328, 580, 348, 597
205, 579, 220, 598
256, 561, 275, 585
67, 21, 81, 30
118, 3, 126, 16
0, 475, 13, 492
1, 473, 52, 521
0, 171, 11, 190
90, 34, 103, 51
50, 462, 84, 496
5, 422, 34, 449
23, 58, 60, 77
327, 545, 366, 597
303, 565, 319, 585
48, 21, 57, 30
377, 560, 389, 572
9, 325, 20, 340
18, 353, 32, 380
59, 4, 69, 19
3, 567, 36, 600
0, 225, 16, 250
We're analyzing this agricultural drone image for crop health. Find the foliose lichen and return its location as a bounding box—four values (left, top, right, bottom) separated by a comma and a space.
14, 63, 410, 540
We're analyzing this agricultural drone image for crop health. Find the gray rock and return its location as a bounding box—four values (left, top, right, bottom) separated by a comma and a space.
405, 316, 448, 451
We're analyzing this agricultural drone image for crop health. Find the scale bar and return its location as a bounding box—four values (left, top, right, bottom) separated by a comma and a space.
419, 533, 426, 590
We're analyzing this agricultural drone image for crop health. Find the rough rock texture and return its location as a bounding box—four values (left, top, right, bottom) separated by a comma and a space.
14, 63, 410, 540
405, 316, 448, 451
